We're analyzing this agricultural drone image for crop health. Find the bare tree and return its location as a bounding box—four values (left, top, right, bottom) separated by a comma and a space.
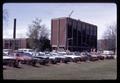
27, 18, 51, 51
102, 23, 117, 51
3, 9, 9, 21
103, 24, 116, 39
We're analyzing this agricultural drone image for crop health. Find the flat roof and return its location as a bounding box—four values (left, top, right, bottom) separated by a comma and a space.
3, 38, 27, 40
52, 17, 97, 27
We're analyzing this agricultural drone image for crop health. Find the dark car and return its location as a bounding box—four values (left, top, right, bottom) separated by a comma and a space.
33, 52, 49, 65
96, 52, 105, 60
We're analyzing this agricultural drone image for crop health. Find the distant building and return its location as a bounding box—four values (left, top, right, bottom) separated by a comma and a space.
97, 39, 116, 51
3, 38, 27, 49
51, 17, 97, 52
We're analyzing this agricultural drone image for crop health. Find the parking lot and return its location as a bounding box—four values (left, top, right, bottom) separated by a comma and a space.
3, 59, 117, 80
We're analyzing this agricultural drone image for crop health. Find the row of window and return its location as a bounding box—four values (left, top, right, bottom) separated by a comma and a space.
68, 20, 97, 37
3, 40, 22, 49
67, 20, 97, 49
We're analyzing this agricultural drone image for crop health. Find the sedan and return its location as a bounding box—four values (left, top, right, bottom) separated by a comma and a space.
3, 53, 19, 68
33, 52, 49, 65
64, 52, 81, 63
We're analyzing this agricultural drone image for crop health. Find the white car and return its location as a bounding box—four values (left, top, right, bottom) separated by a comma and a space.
88, 52, 99, 61
3, 53, 19, 67
3, 55, 16, 60
17, 48, 34, 55
64, 52, 81, 62
102, 50, 114, 59
3, 49, 12, 55
76, 52, 88, 61
53, 52, 69, 63
46, 53, 58, 64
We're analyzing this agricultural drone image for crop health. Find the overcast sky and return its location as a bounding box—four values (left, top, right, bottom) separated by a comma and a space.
3, 3, 116, 39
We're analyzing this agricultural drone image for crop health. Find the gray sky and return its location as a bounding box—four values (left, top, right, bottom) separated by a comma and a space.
3, 3, 116, 39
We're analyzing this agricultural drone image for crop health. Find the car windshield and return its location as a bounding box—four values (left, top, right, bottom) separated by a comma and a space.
39, 53, 45, 56
24, 53, 32, 57
52, 54, 57, 56
29, 50, 33, 52
58, 53, 66, 55
46, 54, 52, 56
67, 52, 73, 55
3, 53, 7, 56
75, 53, 80, 56
81, 52, 86, 55
57, 53, 63, 56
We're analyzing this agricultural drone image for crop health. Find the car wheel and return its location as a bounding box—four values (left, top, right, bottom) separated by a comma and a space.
32, 60, 37, 66
13, 60, 19, 68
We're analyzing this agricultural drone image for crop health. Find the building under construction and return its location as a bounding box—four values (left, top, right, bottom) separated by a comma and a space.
51, 17, 97, 52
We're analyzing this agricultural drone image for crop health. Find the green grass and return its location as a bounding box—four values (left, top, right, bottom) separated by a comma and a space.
3, 59, 117, 80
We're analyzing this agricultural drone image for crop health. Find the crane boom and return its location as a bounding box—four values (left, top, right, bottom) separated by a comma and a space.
69, 10, 74, 18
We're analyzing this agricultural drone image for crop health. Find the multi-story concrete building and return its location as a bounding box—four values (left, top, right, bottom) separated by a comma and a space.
51, 17, 97, 52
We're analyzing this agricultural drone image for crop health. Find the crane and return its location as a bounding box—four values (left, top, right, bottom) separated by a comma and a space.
66, 10, 74, 51
69, 10, 74, 18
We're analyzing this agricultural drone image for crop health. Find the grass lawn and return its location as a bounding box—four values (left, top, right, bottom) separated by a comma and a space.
3, 59, 117, 80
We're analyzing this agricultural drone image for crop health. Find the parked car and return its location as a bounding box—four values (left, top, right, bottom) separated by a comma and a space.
64, 52, 81, 63
96, 52, 105, 60
52, 52, 69, 63
15, 52, 30, 63
102, 50, 114, 59
75, 52, 88, 62
88, 52, 99, 61
105, 54, 114, 59
33, 52, 49, 65
15, 52, 38, 66
17, 48, 34, 55
3, 53, 19, 67
3, 49, 12, 55
46, 53, 58, 64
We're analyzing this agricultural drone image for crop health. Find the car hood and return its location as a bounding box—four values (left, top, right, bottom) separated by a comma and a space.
64, 55, 80, 58
3, 56, 16, 60
48, 56, 56, 59
55, 55, 66, 58
91, 55, 97, 57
